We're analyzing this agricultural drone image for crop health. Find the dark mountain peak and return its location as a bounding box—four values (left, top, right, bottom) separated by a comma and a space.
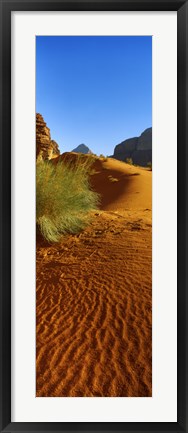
72, 144, 92, 154
113, 127, 152, 167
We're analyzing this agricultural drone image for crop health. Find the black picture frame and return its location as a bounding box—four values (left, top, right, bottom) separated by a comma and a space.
0, 0, 187, 432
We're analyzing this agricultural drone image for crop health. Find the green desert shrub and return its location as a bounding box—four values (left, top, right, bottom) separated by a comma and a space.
147, 161, 152, 170
36, 158, 99, 243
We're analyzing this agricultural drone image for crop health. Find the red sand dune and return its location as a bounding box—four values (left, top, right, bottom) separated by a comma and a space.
36, 154, 152, 397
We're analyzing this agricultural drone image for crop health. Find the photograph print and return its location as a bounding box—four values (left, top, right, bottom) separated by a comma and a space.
36, 36, 152, 397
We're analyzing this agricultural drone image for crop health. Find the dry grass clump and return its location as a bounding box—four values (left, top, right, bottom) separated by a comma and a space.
99, 154, 108, 162
36, 158, 99, 242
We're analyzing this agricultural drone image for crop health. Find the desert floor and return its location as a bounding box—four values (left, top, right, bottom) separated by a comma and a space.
36, 156, 152, 397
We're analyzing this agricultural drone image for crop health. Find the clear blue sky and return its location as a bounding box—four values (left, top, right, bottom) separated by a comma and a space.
36, 36, 152, 156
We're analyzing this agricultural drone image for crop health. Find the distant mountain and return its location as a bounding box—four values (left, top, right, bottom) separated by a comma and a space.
113, 128, 152, 167
72, 144, 92, 154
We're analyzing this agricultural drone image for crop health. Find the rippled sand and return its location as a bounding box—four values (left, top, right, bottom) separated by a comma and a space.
36, 156, 152, 397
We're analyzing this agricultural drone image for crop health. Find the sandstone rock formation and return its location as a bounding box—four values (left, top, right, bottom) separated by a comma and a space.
36, 113, 60, 160
51, 140, 60, 158
113, 127, 152, 167
72, 144, 92, 154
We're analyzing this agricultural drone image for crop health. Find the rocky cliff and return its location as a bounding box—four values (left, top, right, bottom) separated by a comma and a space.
36, 113, 60, 160
113, 127, 152, 167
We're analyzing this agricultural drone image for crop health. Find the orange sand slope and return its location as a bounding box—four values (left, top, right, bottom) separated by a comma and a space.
36, 155, 152, 397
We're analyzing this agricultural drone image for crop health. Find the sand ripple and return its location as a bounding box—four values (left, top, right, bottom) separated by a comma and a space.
36, 211, 152, 397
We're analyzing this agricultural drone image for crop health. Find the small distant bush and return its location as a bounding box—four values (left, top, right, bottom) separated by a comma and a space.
125, 157, 133, 165
36, 158, 99, 243
99, 154, 108, 162
147, 161, 152, 170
